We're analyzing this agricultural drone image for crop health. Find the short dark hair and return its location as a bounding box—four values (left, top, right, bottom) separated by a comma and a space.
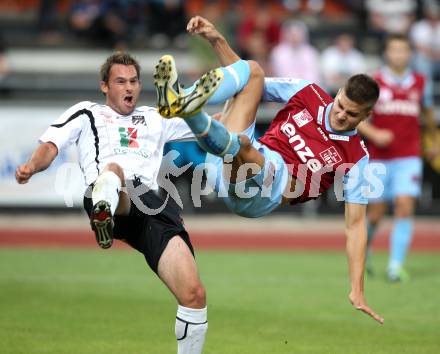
343, 74, 380, 109
100, 52, 141, 83
383, 33, 412, 51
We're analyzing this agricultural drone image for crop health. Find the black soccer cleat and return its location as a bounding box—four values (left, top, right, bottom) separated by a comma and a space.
90, 200, 114, 249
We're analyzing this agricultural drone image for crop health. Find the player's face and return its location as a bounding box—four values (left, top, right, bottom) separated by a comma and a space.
100, 64, 141, 115
385, 39, 412, 72
330, 89, 371, 132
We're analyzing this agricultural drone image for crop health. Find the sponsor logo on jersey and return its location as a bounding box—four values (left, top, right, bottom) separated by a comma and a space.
132, 115, 146, 125
310, 85, 328, 107
329, 134, 349, 142
281, 118, 323, 173
319, 147, 342, 166
291, 109, 313, 128
317, 106, 324, 125
374, 99, 420, 116
113, 147, 150, 158
101, 110, 115, 123
119, 127, 139, 148
103, 117, 114, 124
316, 127, 329, 141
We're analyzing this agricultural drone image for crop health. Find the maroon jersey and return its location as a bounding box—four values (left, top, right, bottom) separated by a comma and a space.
368, 68, 427, 159
259, 83, 369, 204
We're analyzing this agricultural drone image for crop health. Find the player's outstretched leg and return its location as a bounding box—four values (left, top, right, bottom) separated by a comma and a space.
158, 236, 208, 354
155, 54, 223, 118
155, 55, 257, 158
388, 218, 413, 282
155, 54, 250, 118
90, 163, 124, 249
387, 196, 415, 282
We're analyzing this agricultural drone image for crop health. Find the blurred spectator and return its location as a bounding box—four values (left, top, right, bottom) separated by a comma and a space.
282, 0, 324, 14
0, 36, 9, 82
237, 2, 281, 69
118, 0, 148, 44
269, 20, 320, 83
366, 0, 416, 35
320, 34, 366, 95
147, 0, 187, 49
410, 0, 440, 81
37, 0, 63, 45
0, 35, 10, 95
68, 0, 127, 49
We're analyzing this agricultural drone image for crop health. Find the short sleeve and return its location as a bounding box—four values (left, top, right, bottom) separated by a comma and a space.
343, 155, 369, 205
262, 78, 311, 103
422, 76, 434, 109
39, 101, 91, 151
162, 116, 195, 142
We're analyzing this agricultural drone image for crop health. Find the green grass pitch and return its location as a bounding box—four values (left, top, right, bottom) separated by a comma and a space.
1, 248, 439, 354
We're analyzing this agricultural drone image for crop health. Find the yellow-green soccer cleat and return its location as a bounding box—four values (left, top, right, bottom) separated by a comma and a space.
154, 54, 223, 119
387, 266, 410, 283
154, 54, 184, 118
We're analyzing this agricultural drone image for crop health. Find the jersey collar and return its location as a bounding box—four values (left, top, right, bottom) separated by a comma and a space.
382, 66, 414, 88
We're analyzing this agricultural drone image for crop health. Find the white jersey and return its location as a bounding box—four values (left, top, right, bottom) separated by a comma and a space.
39, 101, 193, 189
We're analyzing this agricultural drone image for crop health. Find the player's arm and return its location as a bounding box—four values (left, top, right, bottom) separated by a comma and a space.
186, 16, 239, 66
15, 142, 58, 184
421, 106, 440, 160
344, 202, 384, 324
16, 101, 90, 184
357, 121, 394, 148
419, 74, 440, 159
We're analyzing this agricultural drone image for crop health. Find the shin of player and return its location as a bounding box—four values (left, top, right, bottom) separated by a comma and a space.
155, 55, 251, 158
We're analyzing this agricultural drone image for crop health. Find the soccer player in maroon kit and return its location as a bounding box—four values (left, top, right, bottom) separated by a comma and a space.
358, 34, 440, 281
156, 16, 384, 324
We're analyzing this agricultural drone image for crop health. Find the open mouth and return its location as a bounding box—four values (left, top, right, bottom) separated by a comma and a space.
124, 96, 133, 104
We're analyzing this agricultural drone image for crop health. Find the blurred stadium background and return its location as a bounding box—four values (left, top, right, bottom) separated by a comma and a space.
1, 1, 439, 353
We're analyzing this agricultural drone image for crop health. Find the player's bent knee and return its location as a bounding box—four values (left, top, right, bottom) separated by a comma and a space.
180, 283, 206, 309
104, 162, 125, 180
238, 134, 252, 149
248, 60, 265, 80
394, 207, 413, 219
104, 162, 123, 174
368, 212, 382, 225
236, 135, 253, 160
394, 197, 415, 219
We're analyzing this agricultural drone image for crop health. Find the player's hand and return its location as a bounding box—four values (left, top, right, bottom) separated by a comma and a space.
15, 163, 35, 184
349, 291, 384, 325
186, 16, 222, 43
425, 143, 440, 161
212, 112, 223, 121
373, 129, 394, 148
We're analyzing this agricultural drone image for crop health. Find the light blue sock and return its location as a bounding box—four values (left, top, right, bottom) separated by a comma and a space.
389, 218, 413, 269
186, 110, 241, 157
184, 60, 250, 105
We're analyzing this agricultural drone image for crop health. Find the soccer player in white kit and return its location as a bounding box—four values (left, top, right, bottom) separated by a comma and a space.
15, 52, 208, 354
